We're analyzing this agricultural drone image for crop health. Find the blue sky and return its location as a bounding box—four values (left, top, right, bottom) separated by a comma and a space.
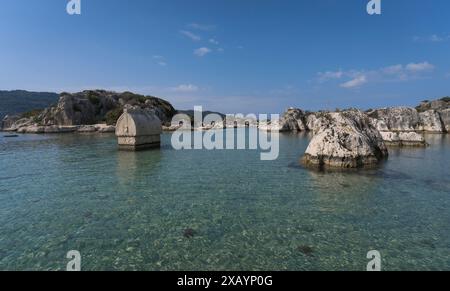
0, 0, 449, 113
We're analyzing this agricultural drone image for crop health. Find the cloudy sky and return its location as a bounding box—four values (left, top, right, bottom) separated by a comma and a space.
0, 0, 449, 113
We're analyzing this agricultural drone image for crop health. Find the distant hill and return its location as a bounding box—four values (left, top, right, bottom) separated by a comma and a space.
0, 90, 59, 119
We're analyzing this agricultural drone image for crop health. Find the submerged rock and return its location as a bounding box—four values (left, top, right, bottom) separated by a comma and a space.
297, 245, 314, 256
301, 110, 388, 169
183, 228, 196, 239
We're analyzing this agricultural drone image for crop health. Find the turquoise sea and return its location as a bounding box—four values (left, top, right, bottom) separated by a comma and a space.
0, 130, 449, 271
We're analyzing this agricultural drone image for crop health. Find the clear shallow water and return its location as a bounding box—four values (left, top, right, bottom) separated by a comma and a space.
0, 130, 449, 271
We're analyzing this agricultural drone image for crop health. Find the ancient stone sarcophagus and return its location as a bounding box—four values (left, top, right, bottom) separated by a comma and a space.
115, 107, 162, 151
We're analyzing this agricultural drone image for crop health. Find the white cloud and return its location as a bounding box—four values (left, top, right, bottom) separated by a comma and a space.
180, 30, 201, 41
413, 34, 449, 43
318, 61, 435, 89
153, 55, 167, 67
188, 23, 216, 31
318, 70, 344, 82
170, 84, 199, 93
209, 38, 219, 45
405, 62, 435, 73
340, 75, 367, 89
194, 47, 212, 57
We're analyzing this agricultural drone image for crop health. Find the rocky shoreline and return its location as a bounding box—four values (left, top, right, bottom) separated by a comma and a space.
1, 91, 449, 169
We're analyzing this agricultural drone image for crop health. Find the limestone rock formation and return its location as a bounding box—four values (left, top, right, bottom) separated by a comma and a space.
115, 106, 162, 150
281, 108, 307, 131
258, 108, 308, 132
368, 107, 420, 132
301, 110, 388, 169
380, 132, 427, 146
417, 110, 445, 133
440, 109, 450, 132
416, 98, 450, 112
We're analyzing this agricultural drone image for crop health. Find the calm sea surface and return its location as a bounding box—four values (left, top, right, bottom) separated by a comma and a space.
0, 130, 449, 270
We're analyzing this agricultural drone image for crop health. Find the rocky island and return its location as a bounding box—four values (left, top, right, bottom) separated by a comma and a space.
1, 90, 176, 133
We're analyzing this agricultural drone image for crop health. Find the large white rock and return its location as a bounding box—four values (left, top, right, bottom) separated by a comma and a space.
301, 110, 388, 168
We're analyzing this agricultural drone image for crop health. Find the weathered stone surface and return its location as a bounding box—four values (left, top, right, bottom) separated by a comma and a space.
417, 110, 444, 133
368, 107, 420, 132
281, 108, 307, 131
116, 106, 162, 150
301, 110, 388, 169
416, 98, 450, 112
258, 108, 307, 132
439, 109, 450, 132
305, 114, 320, 133
380, 132, 427, 146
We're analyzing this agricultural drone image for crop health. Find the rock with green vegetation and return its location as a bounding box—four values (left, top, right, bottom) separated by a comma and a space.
416, 98, 450, 112
5, 90, 176, 133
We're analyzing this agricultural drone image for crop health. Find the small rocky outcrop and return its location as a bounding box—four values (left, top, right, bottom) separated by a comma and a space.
301, 110, 388, 169
380, 132, 427, 146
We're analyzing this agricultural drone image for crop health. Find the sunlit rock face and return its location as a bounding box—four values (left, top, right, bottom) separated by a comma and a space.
368, 107, 421, 132
301, 110, 388, 169
115, 106, 162, 151
417, 110, 445, 133
380, 132, 427, 147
